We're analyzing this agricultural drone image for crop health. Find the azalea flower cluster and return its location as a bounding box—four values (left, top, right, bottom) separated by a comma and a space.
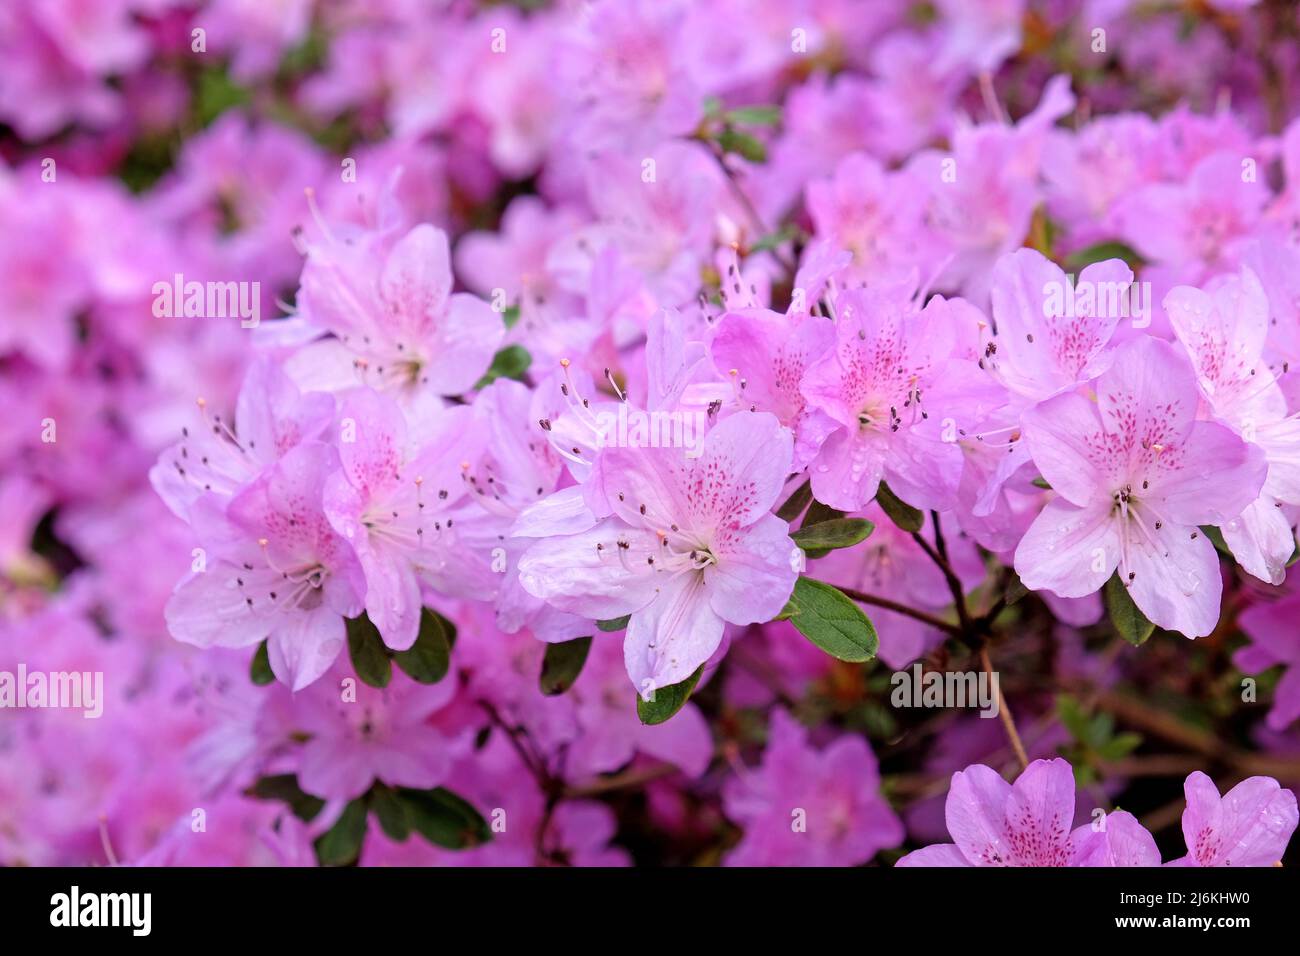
3, 0, 1300, 869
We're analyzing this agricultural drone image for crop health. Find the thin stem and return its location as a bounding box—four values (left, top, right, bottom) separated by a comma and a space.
913, 517, 974, 635
981, 647, 1029, 771
479, 700, 548, 783
834, 585, 964, 638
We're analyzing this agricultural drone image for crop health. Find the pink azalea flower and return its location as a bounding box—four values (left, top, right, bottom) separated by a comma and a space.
454, 196, 585, 355
203, 0, 314, 82
549, 144, 721, 308
467, 12, 564, 178
1118, 150, 1269, 283
800, 280, 996, 512
296, 220, 504, 396
467, 379, 588, 645
1169, 771, 1298, 866
165, 441, 366, 691
564, 637, 713, 779
986, 249, 1133, 404
1236, 590, 1300, 730
934, 0, 1025, 73
709, 307, 836, 469
970, 249, 1136, 517
1242, 238, 1300, 368
1014, 335, 1267, 637
151, 112, 331, 313
518, 411, 797, 696
0, 178, 92, 370
150, 357, 335, 522
898, 757, 1158, 866
724, 709, 902, 866
1042, 113, 1162, 243
805, 152, 942, 284
0, 0, 146, 139
558, 0, 703, 152
862, 32, 965, 163
1165, 267, 1300, 585
907, 75, 1075, 304
324, 387, 497, 650
293, 665, 465, 802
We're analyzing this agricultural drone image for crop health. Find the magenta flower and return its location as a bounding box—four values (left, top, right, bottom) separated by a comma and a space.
898, 758, 1158, 867
724, 709, 903, 867
1169, 772, 1298, 866
294, 666, 465, 802
1236, 590, 1300, 731
564, 637, 713, 780
518, 411, 797, 695
1014, 335, 1266, 637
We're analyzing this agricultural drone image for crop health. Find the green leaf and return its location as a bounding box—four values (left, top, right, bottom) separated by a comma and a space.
275, 27, 328, 82
368, 783, 411, 841
392, 608, 452, 684
1096, 732, 1143, 761
800, 499, 845, 529
1064, 240, 1145, 272
597, 615, 630, 632
637, 665, 705, 725
791, 518, 875, 557
346, 613, 392, 688
725, 105, 781, 127
782, 576, 879, 663
717, 128, 767, 163
397, 787, 491, 849
474, 344, 532, 389
245, 774, 325, 822
540, 636, 593, 696
313, 798, 369, 866
250, 639, 275, 686
1056, 695, 1090, 742
194, 68, 249, 128
1031, 476, 1052, 490
875, 482, 924, 533
501, 304, 521, 329
775, 479, 812, 522
1104, 573, 1154, 646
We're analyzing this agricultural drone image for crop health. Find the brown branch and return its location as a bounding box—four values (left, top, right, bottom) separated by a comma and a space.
834, 585, 964, 638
